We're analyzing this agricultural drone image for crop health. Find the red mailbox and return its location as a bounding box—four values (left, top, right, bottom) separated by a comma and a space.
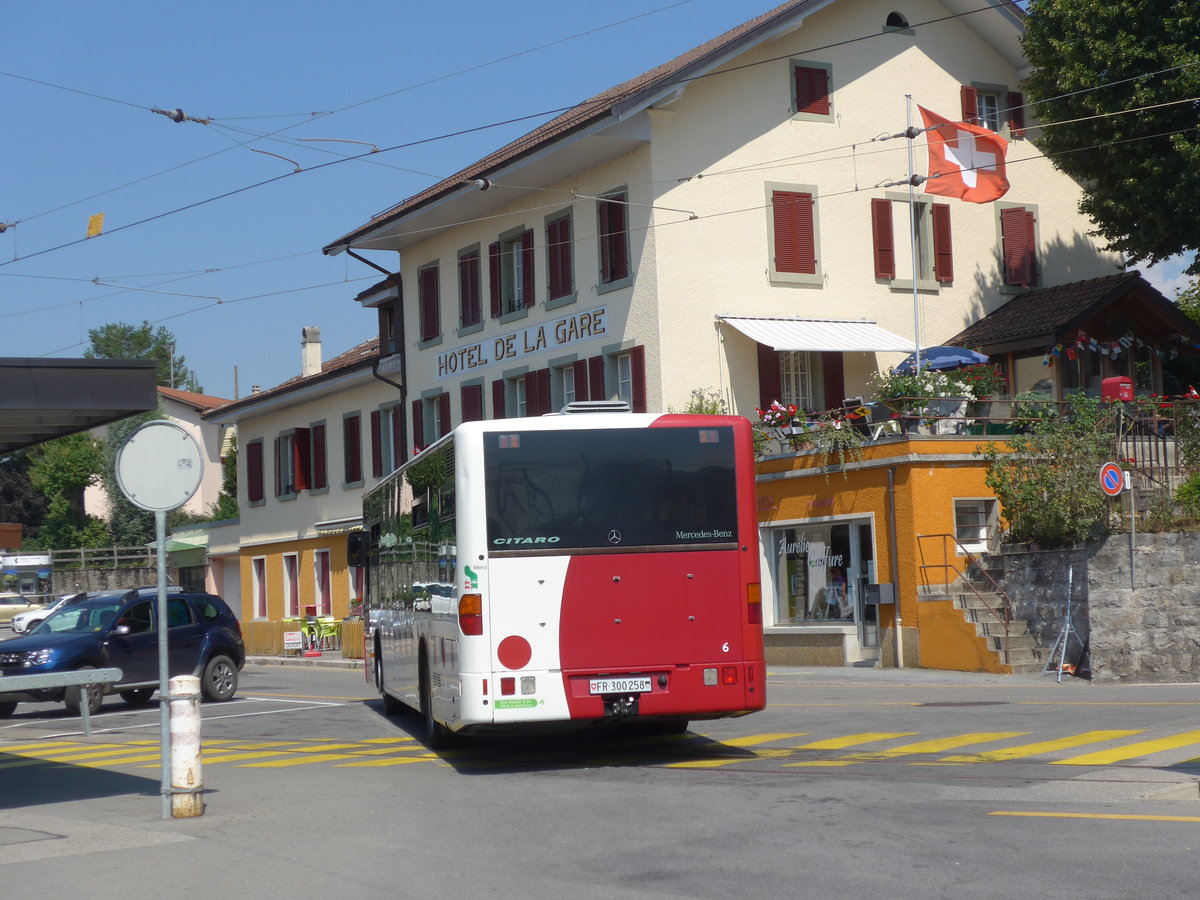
1101, 376, 1133, 402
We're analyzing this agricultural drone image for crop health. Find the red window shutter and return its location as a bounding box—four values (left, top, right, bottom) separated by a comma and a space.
573, 360, 589, 401
932, 203, 954, 283
438, 393, 452, 437
521, 229, 536, 307
960, 85, 978, 123
311, 424, 327, 490
292, 427, 310, 491
492, 379, 506, 419
411, 399, 425, 450
772, 191, 816, 275
1001, 207, 1037, 287
757, 343, 782, 411
273, 437, 282, 497
821, 354, 845, 411
794, 66, 830, 116
536, 369, 553, 416
459, 251, 481, 327
1007, 91, 1025, 137
343, 416, 361, 484
461, 384, 483, 422
599, 196, 629, 283
370, 411, 382, 478
870, 198, 895, 279
488, 242, 502, 318
629, 346, 647, 413
419, 267, 440, 341
246, 441, 264, 503
547, 217, 573, 299
588, 355, 605, 400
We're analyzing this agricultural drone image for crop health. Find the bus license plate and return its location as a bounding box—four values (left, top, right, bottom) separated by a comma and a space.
589, 677, 652, 695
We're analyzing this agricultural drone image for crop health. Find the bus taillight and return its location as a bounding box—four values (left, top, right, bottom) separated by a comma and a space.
459, 593, 484, 635
747, 583, 762, 625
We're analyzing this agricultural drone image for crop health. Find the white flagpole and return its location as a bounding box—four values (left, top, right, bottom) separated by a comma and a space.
905, 95, 922, 376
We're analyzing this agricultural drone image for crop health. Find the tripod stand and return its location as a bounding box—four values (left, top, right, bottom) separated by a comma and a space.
1042, 563, 1084, 683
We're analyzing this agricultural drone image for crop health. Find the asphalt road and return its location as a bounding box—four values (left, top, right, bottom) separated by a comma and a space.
3, 662, 1200, 899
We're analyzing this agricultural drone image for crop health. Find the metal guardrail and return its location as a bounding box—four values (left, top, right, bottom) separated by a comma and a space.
0, 667, 123, 735
917, 533, 1014, 667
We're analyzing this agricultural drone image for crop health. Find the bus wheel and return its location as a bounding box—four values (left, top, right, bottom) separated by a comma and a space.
0, 701, 16, 718
376, 651, 406, 716
420, 656, 453, 750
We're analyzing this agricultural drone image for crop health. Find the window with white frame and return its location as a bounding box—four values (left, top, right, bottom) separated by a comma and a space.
871, 196, 954, 286
515, 376, 528, 417
491, 228, 534, 316
562, 364, 577, 406
616, 354, 633, 408
283, 553, 299, 617
779, 351, 815, 412
313, 549, 331, 616
954, 499, 996, 552
251, 556, 267, 619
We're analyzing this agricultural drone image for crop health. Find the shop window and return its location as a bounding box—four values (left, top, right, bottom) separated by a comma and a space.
775, 524, 855, 623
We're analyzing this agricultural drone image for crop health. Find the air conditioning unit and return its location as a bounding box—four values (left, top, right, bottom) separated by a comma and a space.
558, 401, 632, 415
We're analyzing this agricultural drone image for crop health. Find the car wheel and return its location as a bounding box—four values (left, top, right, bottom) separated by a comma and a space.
0, 701, 16, 718
63, 666, 103, 717
119, 688, 155, 707
201, 654, 238, 702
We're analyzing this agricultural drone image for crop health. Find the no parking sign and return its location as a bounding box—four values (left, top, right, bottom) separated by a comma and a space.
1099, 461, 1127, 496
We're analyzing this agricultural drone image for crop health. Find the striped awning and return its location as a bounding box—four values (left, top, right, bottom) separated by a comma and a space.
717, 316, 914, 353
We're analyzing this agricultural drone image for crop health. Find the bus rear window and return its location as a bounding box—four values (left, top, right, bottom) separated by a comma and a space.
485, 426, 738, 552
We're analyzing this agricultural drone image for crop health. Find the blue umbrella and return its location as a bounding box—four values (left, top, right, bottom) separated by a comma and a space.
893, 345, 989, 375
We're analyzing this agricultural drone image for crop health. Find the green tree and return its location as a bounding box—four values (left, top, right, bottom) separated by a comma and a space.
980, 394, 1117, 546
0, 451, 48, 546
208, 442, 239, 521
24, 432, 110, 550
85, 320, 203, 391
1021, 0, 1200, 274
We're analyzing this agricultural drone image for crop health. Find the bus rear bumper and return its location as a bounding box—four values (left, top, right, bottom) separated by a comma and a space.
560, 662, 765, 720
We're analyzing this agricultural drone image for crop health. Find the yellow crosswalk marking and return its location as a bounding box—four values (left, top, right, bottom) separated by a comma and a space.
991, 811, 1200, 823
943, 730, 1145, 763
238, 753, 366, 767
793, 732, 918, 750
665, 732, 809, 768
853, 732, 1030, 759
1053, 730, 1200, 766
337, 753, 440, 767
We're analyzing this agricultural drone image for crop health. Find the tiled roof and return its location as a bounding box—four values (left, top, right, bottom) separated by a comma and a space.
948, 272, 1166, 346
157, 386, 231, 411
203, 336, 380, 419
323, 0, 817, 253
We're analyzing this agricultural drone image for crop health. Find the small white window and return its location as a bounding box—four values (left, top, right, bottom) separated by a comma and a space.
616, 354, 633, 407
779, 351, 815, 412
515, 377, 528, 417
563, 366, 576, 406
955, 499, 996, 552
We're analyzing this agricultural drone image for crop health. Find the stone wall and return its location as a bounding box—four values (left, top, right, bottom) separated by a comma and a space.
51, 567, 157, 595
996, 534, 1200, 683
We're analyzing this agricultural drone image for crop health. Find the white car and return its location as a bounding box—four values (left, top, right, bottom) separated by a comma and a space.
10, 592, 86, 634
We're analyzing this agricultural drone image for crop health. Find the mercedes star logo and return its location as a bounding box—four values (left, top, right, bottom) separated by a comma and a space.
608, 529, 622, 544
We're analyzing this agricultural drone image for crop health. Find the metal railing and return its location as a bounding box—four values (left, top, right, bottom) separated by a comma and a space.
916, 532, 1015, 666
0, 667, 123, 735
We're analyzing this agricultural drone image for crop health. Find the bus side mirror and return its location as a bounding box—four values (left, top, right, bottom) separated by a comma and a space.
347, 531, 367, 568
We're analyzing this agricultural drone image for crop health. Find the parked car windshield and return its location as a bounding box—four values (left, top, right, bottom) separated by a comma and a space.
33, 598, 123, 634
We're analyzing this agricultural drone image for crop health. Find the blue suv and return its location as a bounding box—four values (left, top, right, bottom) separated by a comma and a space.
0, 587, 245, 717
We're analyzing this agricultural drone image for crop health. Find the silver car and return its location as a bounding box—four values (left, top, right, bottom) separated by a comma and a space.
10, 592, 86, 634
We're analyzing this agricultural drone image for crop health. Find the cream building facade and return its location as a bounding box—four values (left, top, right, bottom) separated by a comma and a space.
325, 0, 1119, 435
204, 331, 396, 625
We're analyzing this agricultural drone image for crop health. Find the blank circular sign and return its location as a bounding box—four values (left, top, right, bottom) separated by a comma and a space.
115, 420, 204, 512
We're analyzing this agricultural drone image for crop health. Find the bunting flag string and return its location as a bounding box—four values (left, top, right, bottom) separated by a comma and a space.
1040, 329, 1200, 367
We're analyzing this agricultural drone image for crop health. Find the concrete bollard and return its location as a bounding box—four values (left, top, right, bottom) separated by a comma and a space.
168, 674, 204, 818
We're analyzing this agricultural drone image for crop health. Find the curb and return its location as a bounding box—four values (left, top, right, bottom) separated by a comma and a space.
246, 655, 364, 670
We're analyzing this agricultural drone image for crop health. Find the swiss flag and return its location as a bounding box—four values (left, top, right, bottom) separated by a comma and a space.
918, 106, 1010, 203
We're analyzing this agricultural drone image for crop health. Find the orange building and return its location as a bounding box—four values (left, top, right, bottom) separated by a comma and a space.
756, 434, 1010, 672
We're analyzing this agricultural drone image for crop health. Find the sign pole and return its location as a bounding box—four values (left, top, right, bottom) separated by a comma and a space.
155, 509, 170, 820
1129, 476, 1136, 589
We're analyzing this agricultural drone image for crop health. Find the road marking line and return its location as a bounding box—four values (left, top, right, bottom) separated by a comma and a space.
336, 754, 440, 767
237, 753, 365, 767
793, 732, 918, 750
852, 732, 1030, 759
990, 811, 1200, 823
1053, 730, 1200, 766
941, 730, 1144, 763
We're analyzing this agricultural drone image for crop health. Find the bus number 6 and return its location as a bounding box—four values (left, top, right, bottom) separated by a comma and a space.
721, 642, 729, 653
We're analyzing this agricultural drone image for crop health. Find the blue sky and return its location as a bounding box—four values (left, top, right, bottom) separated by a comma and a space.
3, 0, 1190, 401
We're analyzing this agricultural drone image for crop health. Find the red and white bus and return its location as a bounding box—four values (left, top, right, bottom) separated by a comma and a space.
362, 403, 765, 746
